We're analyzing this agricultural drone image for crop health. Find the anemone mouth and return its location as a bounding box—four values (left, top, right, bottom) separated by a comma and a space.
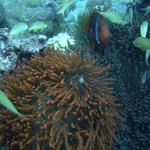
78, 74, 86, 85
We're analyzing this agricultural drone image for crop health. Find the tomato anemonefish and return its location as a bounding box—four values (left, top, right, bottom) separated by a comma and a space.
86, 13, 110, 55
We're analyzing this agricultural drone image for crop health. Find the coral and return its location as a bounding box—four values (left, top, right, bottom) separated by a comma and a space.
115, 89, 150, 150
0, 27, 48, 75
0, 49, 120, 150
125, 90, 150, 150
103, 21, 150, 150
47, 32, 75, 52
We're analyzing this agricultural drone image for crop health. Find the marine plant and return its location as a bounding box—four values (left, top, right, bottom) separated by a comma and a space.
0, 49, 120, 150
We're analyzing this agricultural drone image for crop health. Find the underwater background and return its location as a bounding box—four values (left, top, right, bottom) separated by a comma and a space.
0, 0, 150, 150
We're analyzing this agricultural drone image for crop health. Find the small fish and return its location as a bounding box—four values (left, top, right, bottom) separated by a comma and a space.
9, 23, 28, 37
29, 21, 47, 32
88, 13, 110, 54
98, 11, 125, 25
133, 37, 150, 66
0, 90, 24, 116
57, 0, 74, 16
133, 37, 150, 51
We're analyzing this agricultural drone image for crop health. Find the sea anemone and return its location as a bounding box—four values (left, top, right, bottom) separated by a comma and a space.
0, 49, 120, 150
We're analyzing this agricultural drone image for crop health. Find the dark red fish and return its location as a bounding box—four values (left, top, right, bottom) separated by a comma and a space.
88, 13, 110, 55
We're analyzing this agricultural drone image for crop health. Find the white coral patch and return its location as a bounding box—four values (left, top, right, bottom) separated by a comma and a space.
47, 32, 75, 52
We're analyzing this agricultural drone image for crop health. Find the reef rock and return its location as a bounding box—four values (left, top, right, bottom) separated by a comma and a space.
0, 27, 48, 77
